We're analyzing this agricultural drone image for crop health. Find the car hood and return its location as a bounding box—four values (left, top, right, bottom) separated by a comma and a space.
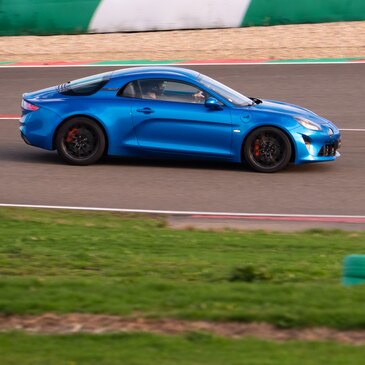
253, 99, 318, 118
247, 99, 339, 131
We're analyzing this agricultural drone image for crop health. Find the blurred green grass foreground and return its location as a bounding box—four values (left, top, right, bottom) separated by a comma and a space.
0, 207, 365, 364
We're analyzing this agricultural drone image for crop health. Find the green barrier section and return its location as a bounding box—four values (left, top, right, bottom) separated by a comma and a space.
0, 0, 101, 36
1, 0, 365, 36
242, 0, 365, 26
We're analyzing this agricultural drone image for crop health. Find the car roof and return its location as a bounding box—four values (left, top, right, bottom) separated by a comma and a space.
110, 66, 200, 80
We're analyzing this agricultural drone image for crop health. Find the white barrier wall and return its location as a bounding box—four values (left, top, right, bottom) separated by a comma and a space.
1, 0, 365, 36
89, 0, 252, 33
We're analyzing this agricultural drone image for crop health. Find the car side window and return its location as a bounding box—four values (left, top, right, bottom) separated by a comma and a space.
138, 79, 210, 104
118, 81, 141, 98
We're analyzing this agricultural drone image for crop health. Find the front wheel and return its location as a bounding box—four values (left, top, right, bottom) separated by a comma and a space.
55, 117, 106, 166
243, 127, 292, 173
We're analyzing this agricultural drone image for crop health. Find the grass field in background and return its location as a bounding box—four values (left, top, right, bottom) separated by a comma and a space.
1, 332, 365, 365
1, 208, 365, 329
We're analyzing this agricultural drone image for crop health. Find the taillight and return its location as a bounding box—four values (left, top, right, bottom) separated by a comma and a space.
21, 99, 39, 111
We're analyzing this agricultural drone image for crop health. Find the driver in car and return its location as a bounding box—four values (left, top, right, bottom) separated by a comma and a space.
142, 80, 166, 100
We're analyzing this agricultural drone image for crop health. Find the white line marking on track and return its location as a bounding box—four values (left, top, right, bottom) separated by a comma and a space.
0, 203, 364, 221
341, 129, 365, 132
0, 62, 364, 68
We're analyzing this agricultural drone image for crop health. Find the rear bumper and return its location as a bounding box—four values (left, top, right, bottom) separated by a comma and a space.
19, 108, 61, 150
20, 130, 32, 145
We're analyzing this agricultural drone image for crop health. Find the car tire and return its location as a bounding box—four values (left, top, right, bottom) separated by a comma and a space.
243, 127, 292, 173
55, 117, 106, 166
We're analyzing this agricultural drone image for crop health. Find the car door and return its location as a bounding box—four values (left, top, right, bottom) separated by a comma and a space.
128, 78, 233, 158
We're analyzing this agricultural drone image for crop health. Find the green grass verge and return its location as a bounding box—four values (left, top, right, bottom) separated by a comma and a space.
1, 332, 365, 365
1, 208, 365, 328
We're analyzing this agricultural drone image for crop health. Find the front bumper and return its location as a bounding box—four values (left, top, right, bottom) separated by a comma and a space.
293, 126, 341, 164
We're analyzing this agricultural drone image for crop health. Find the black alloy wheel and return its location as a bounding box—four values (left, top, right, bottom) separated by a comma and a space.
243, 127, 292, 173
55, 117, 106, 165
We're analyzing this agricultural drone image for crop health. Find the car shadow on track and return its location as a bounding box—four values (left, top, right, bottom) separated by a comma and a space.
102, 155, 247, 172
103, 156, 336, 174
0, 146, 336, 174
0, 146, 247, 172
0, 147, 64, 166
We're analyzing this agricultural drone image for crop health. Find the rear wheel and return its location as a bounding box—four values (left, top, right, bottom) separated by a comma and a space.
55, 117, 105, 165
243, 127, 292, 173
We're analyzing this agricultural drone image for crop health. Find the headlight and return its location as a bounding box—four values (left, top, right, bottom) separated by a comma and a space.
294, 117, 321, 131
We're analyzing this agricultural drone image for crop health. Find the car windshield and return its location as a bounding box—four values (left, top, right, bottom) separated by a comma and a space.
198, 74, 253, 106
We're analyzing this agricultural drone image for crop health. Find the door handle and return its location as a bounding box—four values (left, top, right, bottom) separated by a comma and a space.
136, 107, 154, 114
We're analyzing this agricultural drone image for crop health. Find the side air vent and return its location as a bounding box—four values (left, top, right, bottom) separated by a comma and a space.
57, 83, 70, 93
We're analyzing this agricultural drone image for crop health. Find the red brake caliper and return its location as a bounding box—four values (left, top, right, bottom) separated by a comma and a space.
66, 128, 78, 143
254, 139, 260, 158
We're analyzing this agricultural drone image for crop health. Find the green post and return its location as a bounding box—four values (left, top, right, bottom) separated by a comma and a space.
343, 255, 365, 286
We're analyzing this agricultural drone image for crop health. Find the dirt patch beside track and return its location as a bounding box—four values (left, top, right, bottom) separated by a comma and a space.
0, 21, 364, 62
1, 314, 365, 345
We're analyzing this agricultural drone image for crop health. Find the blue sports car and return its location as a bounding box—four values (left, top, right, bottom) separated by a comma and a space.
20, 66, 341, 172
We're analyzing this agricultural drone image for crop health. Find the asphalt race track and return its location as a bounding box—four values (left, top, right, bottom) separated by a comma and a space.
0, 64, 364, 227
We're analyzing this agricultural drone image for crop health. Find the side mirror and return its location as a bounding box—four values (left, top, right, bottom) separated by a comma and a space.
205, 97, 222, 110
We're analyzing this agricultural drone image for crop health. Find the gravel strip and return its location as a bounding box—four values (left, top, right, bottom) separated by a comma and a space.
0, 22, 364, 62
1, 314, 365, 345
